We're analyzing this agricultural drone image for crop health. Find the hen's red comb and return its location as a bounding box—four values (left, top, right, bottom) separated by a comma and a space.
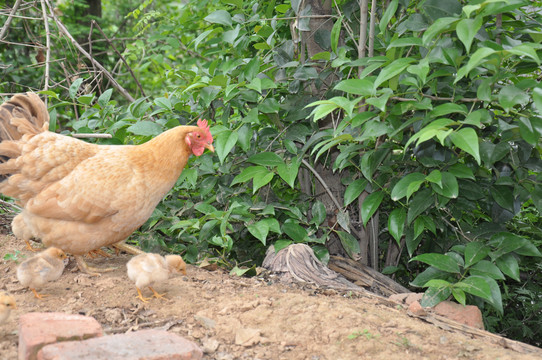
197, 119, 213, 143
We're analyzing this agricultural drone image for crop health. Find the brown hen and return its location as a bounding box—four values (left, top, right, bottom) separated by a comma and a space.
0, 93, 213, 275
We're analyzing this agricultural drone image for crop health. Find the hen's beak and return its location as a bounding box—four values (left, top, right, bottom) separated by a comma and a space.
205, 143, 215, 152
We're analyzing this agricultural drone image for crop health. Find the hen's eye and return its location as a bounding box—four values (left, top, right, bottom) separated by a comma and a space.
196, 134, 201, 138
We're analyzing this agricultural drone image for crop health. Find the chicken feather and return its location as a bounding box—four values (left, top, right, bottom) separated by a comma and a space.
0, 93, 214, 274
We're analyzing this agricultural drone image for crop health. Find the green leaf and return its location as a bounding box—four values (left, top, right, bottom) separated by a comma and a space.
449, 127, 480, 164
431, 172, 458, 199
388, 208, 406, 245
97, 89, 112, 107
277, 159, 300, 189
490, 232, 529, 258
464, 242, 491, 268
496, 253, 520, 281
407, 189, 433, 224
456, 275, 492, 302
231, 166, 267, 185
331, 16, 342, 53
248, 220, 270, 245
410, 253, 461, 273
374, 58, 415, 89
425, 170, 442, 187
422, 17, 458, 45
448, 163, 475, 180
334, 79, 375, 96
379, 0, 398, 33
154, 97, 172, 110
533, 87, 542, 115
247, 152, 283, 166
455, 47, 496, 84
69, 78, 84, 100
452, 288, 466, 306
336, 231, 361, 259
361, 191, 385, 226
344, 179, 368, 207
388, 37, 423, 49
456, 17, 482, 53
391, 172, 426, 201
215, 130, 238, 164
429, 103, 467, 118
517, 117, 540, 145
127, 121, 163, 136
204, 10, 232, 26
420, 286, 451, 307
507, 44, 540, 65
282, 222, 308, 242
252, 170, 274, 193
498, 85, 529, 112
490, 185, 514, 213
469, 260, 505, 280
311, 201, 326, 225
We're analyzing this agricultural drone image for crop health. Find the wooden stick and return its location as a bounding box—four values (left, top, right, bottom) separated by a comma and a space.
72, 133, 112, 139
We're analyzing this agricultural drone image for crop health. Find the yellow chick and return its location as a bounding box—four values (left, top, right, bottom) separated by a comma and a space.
17, 247, 67, 299
126, 253, 186, 302
0, 292, 16, 324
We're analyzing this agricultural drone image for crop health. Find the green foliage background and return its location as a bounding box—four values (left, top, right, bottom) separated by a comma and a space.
1, 0, 541, 347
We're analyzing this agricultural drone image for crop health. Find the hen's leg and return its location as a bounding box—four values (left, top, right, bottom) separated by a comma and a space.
136, 287, 152, 302
112, 242, 145, 255
75, 255, 116, 276
148, 286, 168, 300
31, 288, 48, 299
85, 249, 112, 259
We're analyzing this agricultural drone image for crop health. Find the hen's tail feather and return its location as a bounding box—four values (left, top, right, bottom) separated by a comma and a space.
0, 93, 49, 181
0, 93, 49, 142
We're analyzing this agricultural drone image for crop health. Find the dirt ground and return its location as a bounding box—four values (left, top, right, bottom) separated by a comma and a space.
1, 234, 541, 360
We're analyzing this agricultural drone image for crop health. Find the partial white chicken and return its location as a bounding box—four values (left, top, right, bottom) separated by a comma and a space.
17, 247, 67, 299
126, 253, 186, 302
0, 292, 16, 324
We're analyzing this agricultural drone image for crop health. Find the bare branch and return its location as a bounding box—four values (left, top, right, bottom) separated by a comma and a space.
368, 0, 376, 57
301, 158, 342, 211
91, 20, 146, 98
39, 0, 51, 93
43, 0, 136, 102
0, 0, 23, 40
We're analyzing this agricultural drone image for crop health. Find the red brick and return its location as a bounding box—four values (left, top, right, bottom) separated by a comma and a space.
407, 300, 427, 316
434, 301, 485, 330
37, 329, 203, 360
19, 312, 103, 360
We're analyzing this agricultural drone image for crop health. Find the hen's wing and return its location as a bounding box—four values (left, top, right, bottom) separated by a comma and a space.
24, 148, 150, 225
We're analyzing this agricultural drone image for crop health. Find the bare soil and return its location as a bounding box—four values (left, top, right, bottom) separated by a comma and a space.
1, 234, 540, 360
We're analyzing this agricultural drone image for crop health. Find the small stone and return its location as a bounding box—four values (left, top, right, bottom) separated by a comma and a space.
234, 328, 261, 347
202, 337, 220, 353
194, 314, 216, 329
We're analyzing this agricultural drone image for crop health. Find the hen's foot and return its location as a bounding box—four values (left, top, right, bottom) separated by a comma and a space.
136, 288, 152, 302
75, 256, 116, 276
31, 288, 48, 299
149, 286, 168, 300
24, 240, 41, 252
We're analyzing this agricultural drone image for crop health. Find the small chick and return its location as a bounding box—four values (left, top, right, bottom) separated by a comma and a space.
0, 293, 16, 324
126, 253, 186, 302
17, 247, 67, 299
